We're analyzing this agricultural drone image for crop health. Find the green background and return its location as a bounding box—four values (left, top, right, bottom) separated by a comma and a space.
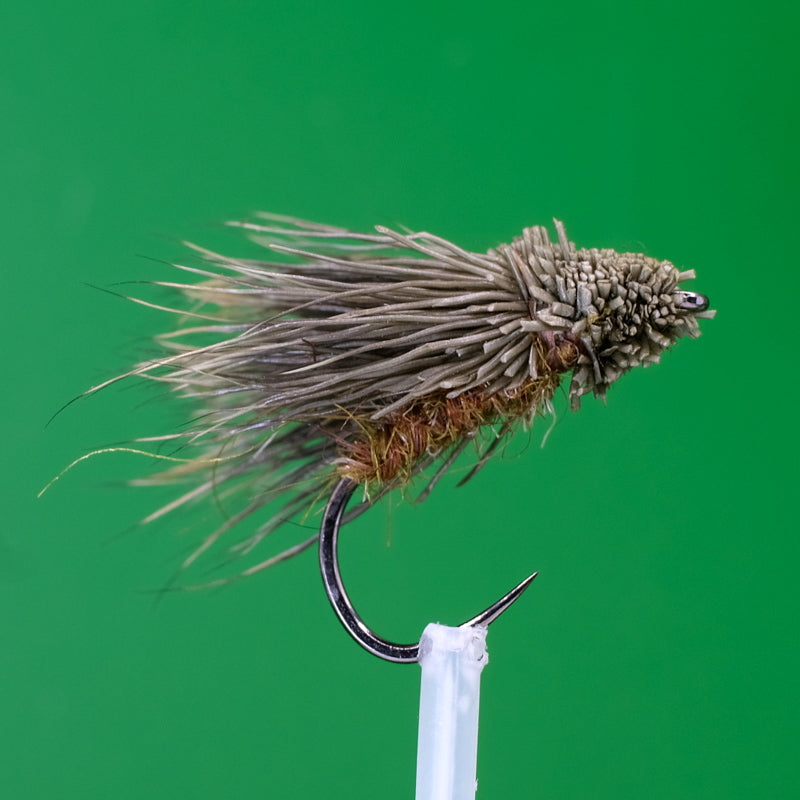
4, 1, 798, 798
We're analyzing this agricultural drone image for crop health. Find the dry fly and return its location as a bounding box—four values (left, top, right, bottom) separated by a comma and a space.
55, 215, 714, 583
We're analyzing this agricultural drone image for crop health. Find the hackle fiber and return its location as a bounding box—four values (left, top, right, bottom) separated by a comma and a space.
103, 215, 714, 579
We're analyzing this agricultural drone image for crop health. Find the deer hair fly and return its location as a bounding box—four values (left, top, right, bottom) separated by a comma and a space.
51, 214, 714, 584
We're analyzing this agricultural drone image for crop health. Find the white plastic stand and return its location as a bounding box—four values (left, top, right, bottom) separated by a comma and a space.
414, 623, 489, 800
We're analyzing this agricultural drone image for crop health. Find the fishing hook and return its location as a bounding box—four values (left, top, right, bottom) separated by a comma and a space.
319, 477, 538, 663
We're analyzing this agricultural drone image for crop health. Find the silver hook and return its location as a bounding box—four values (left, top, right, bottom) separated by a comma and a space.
319, 477, 538, 663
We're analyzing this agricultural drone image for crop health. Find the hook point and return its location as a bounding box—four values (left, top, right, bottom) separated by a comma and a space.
460, 571, 538, 630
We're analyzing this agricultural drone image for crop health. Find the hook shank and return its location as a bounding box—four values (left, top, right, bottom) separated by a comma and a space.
319, 477, 537, 663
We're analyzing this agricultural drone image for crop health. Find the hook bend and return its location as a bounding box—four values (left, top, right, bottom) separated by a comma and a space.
319, 477, 538, 663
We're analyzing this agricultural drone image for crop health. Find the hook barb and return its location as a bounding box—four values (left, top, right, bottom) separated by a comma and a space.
319, 477, 537, 663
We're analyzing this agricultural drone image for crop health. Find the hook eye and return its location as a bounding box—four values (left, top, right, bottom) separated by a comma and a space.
675, 290, 709, 312
319, 478, 537, 663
